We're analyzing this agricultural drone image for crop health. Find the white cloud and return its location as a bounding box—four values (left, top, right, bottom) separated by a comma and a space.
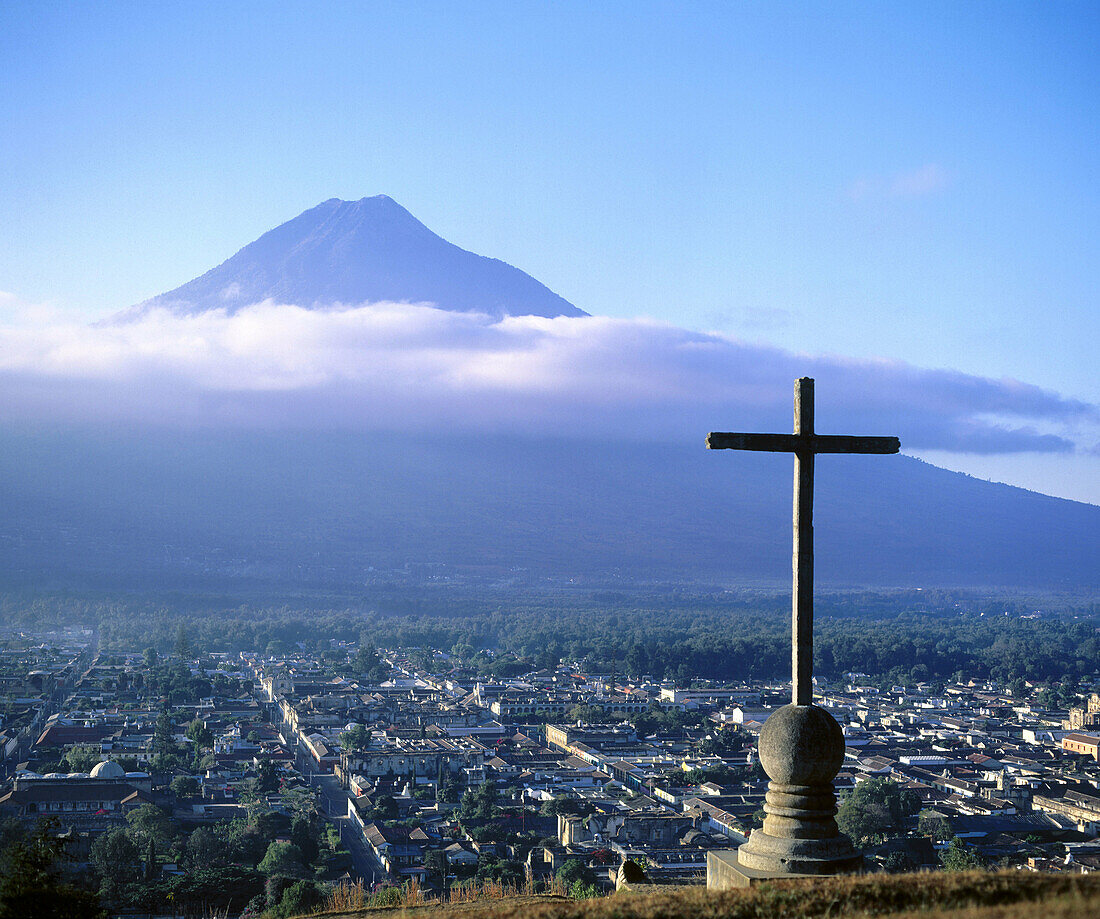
849, 163, 951, 201
0, 300, 1093, 454
889, 163, 949, 198
0, 290, 71, 327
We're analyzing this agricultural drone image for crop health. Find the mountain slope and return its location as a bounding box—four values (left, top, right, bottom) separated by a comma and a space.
0, 427, 1095, 592
124, 196, 586, 319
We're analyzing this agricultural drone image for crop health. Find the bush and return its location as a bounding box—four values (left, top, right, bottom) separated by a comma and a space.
570, 879, 600, 900
257, 841, 307, 877
170, 775, 200, 798
556, 858, 595, 888
941, 837, 984, 871
89, 828, 141, 888
0, 825, 106, 919
265, 875, 294, 907
269, 880, 323, 918
837, 778, 921, 847
372, 885, 404, 907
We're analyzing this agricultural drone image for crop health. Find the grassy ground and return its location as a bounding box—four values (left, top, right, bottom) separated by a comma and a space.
303, 871, 1100, 919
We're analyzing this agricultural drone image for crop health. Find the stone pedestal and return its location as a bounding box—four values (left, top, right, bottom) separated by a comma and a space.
707, 850, 824, 888
708, 703, 861, 889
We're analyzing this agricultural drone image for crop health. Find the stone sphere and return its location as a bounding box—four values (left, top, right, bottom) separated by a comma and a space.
757, 704, 844, 786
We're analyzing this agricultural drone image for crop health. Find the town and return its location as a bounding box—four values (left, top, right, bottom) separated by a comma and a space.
1, 620, 1099, 915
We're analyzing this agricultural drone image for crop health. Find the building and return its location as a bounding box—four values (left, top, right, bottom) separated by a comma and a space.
1064, 695, 1100, 732
0, 766, 154, 831
1062, 733, 1100, 761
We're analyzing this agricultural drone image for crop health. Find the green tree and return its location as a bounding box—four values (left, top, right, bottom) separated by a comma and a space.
255, 759, 281, 793
475, 854, 524, 886
837, 778, 920, 846
153, 708, 175, 757
0, 819, 24, 855
254, 810, 292, 842
89, 827, 141, 887
62, 744, 101, 773
540, 797, 591, 817
339, 724, 371, 752
697, 729, 747, 756
281, 788, 319, 822
567, 704, 612, 724
257, 841, 307, 878
370, 795, 399, 821
186, 826, 229, 870
164, 866, 265, 917
226, 822, 267, 866
290, 816, 319, 866
425, 849, 448, 882
144, 836, 158, 881
171, 775, 200, 797
570, 879, 600, 900
175, 623, 192, 658
880, 849, 918, 873
125, 803, 173, 851
917, 810, 953, 842
556, 858, 595, 888
186, 718, 213, 750
837, 797, 892, 846
459, 780, 499, 820
940, 837, 984, 871
0, 823, 106, 919
354, 646, 388, 681
268, 879, 323, 918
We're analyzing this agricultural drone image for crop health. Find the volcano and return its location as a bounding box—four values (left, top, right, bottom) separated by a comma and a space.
124, 195, 586, 320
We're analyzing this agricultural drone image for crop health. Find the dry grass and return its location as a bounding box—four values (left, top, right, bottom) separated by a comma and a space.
321, 876, 554, 914
306, 870, 1100, 919
326, 881, 369, 912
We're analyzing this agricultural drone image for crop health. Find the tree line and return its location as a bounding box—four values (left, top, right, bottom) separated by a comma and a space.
2, 590, 1097, 686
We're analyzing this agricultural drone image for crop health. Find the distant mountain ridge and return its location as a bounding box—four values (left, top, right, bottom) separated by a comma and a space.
0, 428, 1096, 592
123, 195, 586, 320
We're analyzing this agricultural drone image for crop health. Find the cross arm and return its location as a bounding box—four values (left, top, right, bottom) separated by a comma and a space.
706, 432, 900, 454
811, 435, 900, 454
706, 432, 800, 452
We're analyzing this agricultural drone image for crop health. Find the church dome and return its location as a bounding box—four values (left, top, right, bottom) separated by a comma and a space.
90, 760, 125, 779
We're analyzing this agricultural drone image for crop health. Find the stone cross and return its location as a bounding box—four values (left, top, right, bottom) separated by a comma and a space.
704, 377, 900, 883
707, 377, 899, 705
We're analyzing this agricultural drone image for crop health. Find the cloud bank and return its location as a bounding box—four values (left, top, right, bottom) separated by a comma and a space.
0, 298, 1094, 455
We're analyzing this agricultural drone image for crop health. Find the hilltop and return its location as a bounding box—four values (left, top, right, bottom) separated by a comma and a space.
301, 871, 1098, 919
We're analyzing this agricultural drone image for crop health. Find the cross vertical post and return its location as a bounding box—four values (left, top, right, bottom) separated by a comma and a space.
792, 377, 814, 706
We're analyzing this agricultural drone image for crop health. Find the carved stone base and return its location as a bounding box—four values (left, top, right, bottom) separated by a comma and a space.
707, 850, 842, 889
736, 777, 862, 874
737, 827, 863, 875
732, 703, 863, 879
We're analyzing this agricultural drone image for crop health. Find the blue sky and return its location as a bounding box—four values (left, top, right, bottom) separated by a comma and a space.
1, 2, 1098, 502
